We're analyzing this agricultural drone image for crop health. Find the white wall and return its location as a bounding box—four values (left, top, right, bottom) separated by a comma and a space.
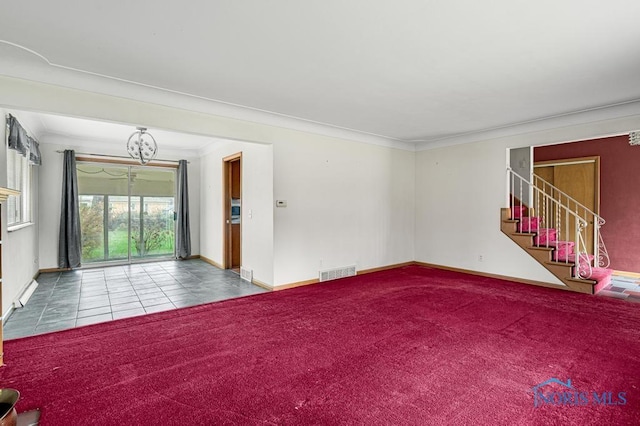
195, 120, 417, 288
200, 132, 415, 288
0, 77, 417, 288
200, 140, 274, 285
37, 136, 200, 269
1, 109, 40, 317
8, 74, 638, 292
415, 114, 640, 284
272, 135, 415, 285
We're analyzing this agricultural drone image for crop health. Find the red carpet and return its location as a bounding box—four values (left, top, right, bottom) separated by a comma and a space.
1, 266, 639, 425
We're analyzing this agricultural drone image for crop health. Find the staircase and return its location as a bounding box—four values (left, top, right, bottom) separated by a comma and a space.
501, 169, 612, 295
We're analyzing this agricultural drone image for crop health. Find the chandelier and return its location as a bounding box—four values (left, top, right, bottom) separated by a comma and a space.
127, 127, 158, 164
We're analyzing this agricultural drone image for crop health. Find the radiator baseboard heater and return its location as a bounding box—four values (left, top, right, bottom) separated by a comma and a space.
14, 280, 39, 308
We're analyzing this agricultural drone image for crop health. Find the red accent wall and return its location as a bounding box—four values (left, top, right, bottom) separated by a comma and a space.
534, 135, 640, 273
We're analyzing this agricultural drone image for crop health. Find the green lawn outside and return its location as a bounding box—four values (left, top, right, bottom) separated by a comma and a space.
83, 229, 174, 262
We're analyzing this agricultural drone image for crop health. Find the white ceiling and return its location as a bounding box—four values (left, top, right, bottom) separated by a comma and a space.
2, 1, 640, 147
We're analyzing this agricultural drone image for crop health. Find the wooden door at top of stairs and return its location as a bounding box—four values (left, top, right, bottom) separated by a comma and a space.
533, 156, 599, 254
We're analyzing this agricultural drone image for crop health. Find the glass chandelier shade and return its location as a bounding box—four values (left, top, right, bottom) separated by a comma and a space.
127, 127, 158, 164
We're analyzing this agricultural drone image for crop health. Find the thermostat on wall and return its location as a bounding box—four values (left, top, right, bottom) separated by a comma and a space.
276, 200, 287, 207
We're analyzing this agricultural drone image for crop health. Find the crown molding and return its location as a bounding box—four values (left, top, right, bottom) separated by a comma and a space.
415, 99, 640, 151
3, 43, 639, 154
0, 45, 412, 151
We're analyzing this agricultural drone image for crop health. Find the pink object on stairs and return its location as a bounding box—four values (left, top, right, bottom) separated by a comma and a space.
548, 243, 611, 294
550, 241, 574, 258
517, 216, 540, 232
591, 268, 613, 293
511, 206, 527, 218
553, 252, 594, 263
534, 228, 557, 246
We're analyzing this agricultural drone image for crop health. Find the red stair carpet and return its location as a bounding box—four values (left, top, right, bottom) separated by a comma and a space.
513, 212, 613, 291
1, 266, 639, 425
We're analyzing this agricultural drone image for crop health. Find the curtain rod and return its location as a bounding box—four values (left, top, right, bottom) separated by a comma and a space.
55, 150, 189, 164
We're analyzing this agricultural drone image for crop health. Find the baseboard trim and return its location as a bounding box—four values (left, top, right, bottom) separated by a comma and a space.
273, 279, 318, 291
613, 270, 640, 278
252, 279, 274, 291
199, 255, 224, 269
38, 259, 574, 296
273, 261, 416, 291
199, 256, 272, 291
414, 261, 569, 292
358, 261, 415, 275
39, 267, 71, 274
2, 306, 14, 325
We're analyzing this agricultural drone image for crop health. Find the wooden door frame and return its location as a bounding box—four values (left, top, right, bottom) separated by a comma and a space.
534, 156, 600, 254
222, 152, 242, 269
533, 156, 600, 215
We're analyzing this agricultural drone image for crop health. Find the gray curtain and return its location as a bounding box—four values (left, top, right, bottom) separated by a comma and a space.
176, 159, 191, 259
58, 150, 82, 268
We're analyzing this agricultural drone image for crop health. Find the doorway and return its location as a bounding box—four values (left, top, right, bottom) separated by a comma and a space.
77, 162, 177, 264
509, 146, 533, 206
223, 153, 242, 270
533, 156, 600, 253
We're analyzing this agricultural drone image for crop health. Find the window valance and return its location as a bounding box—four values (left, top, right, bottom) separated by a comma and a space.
6, 114, 42, 165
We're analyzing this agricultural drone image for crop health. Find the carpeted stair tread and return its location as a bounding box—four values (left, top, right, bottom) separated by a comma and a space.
517, 216, 540, 233
552, 252, 595, 263
590, 267, 613, 280
500, 208, 612, 296
511, 205, 527, 218
547, 240, 574, 247
591, 267, 614, 293
548, 240, 575, 251
533, 228, 557, 246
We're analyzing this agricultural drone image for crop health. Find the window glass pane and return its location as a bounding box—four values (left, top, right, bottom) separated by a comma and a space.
130, 196, 142, 258
23, 161, 32, 223
6, 148, 27, 225
79, 195, 105, 262
130, 168, 175, 258
76, 162, 176, 263
107, 196, 129, 261
141, 197, 175, 257
77, 165, 129, 195
130, 167, 175, 197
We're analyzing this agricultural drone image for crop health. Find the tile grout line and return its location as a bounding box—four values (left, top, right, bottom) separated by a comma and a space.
4, 259, 267, 339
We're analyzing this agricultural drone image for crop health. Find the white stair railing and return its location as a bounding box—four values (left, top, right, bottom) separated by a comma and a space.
532, 174, 610, 269
507, 168, 608, 280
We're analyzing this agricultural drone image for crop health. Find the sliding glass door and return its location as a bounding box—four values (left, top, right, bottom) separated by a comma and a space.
77, 163, 176, 264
